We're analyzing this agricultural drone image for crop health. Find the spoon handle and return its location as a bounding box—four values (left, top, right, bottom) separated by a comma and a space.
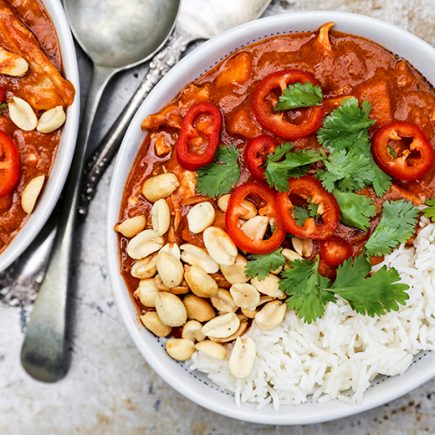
20, 65, 115, 382
78, 31, 192, 217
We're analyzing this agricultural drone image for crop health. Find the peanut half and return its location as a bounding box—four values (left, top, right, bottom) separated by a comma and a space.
140, 312, 171, 337
203, 226, 237, 266
131, 254, 157, 279
184, 265, 218, 298
229, 337, 256, 379
126, 229, 164, 260
8, 96, 38, 131
183, 295, 215, 322
254, 300, 286, 331
166, 338, 195, 361
115, 215, 147, 238
220, 255, 249, 284
21, 175, 45, 214
141, 172, 179, 202
202, 312, 240, 339
230, 283, 260, 310
133, 279, 159, 307
187, 202, 215, 234
180, 244, 219, 274
0, 47, 28, 77
195, 340, 228, 360
151, 199, 171, 236
155, 292, 187, 327
182, 320, 206, 342
37, 106, 66, 133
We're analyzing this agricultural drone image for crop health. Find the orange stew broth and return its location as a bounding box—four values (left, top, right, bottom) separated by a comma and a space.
119, 29, 435, 314
0, 0, 74, 252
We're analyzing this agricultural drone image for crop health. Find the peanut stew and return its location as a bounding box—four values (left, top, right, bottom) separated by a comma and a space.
117, 24, 435, 370
0, 0, 75, 253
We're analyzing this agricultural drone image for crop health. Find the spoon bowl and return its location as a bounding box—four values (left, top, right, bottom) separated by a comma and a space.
65, 0, 179, 69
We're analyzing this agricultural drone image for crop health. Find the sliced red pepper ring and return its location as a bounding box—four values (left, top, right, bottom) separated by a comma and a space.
176, 102, 222, 171
244, 135, 279, 180
0, 131, 20, 197
276, 175, 340, 240
371, 121, 434, 181
320, 236, 353, 266
252, 69, 324, 140
225, 181, 286, 254
0, 86, 4, 103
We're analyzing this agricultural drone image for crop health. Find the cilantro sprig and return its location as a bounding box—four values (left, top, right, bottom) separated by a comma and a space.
423, 198, 435, 222
264, 143, 325, 191
294, 202, 319, 226
280, 255, 409, 323
316, 98, 391, 196
274, 82, 323, 112
365, 200, 419, 257
333, 190, 376, 231
245, 249, 285, 281
196, 145, 240, 197
0, 103, 7, 111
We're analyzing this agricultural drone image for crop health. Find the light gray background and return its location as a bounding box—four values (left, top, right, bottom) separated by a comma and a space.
1, 0, 435, 433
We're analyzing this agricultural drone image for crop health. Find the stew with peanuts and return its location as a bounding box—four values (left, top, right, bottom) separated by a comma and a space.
116, 23, 435, 363
0, 0, 75, 253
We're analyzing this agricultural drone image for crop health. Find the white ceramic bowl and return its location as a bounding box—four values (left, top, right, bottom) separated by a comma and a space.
0, 0, 80, 272
107, 11, 435, 425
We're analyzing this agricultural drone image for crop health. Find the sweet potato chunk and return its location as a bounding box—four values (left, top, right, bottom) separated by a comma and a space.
356, 78, 392, 126
226, 107, 261, 139
216, 52, 252, 88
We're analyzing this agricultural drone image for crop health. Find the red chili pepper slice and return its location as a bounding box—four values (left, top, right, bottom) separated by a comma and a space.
225, 181, 286, 254
276, 175, 339, 240
0, 86, 5, 103
371, 121, 434, 181
244, 135, 279, 180
252, 69, 324, 140
320, 236, 353, 266
0, 131, 20, 197
176, 102, 222, 171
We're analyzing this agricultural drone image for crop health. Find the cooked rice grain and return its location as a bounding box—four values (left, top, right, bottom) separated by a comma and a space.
190, 218, 435, 408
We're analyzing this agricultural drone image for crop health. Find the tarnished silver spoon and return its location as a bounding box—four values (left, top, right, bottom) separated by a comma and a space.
20, 0, 179, 383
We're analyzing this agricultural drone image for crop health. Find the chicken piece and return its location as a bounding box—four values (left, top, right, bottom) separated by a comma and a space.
226, 107, 261, 139
0, 0, 75, 110
141, 84, 211, 132
316, 22, 335, 52
216, 52, 252, 88
356, 78, 392, 126
150, 131, 174, 157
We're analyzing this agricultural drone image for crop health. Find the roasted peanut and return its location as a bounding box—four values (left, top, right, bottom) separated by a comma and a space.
202, 312, 240, 339
203, 226, 237, 266
160, 242, 181, 260
183, 295, 215, 322
217, 194, 257, 219
195, 340, 228, 360
184, 265, 218, 298
282, 248, 303, 263
229, 337, 256, 379
220, 255, 249, 284
141, 172, 179, 202
182, 320, 206, 342
187, 202, 215, 234
21, 175, 45, 214
115, 215, 147, 238
251, 274, 285, 299
0, 47, 28, 76
37, 106, 66, 133
211, 318, 248, 343
241, 216, 269, 241
8, 96, 38, 131
134, 279, 159, 307
254, 301, 286, 330
131, 254, 157, 279
155, 292, 187, 327
292, 237, 313, 257
241, 308, 256, 319
126, 229, 164, 260
140, 312, 171, 337
230, 283, 260, 310
180, 244, 219, 274
156, 251, 184, 288
166, 338, 195, 361
151, 199, 171, 236
210, 289, 237, 313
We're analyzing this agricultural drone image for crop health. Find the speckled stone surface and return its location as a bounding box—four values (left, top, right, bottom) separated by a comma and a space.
1, 1, 435, 433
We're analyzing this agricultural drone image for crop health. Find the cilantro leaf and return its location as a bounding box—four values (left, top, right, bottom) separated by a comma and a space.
333, 190, 377, 231
317, 97, 375, 151
274, 82, 323, 112
423, 198, 435, 222
365, 200, 419, 256
264, 143, 325, 191
370, 161, 392, 197
330, 255, 409, 316
245, 249, 285, 281
316, 149, 375, 192
294, 202, 319, 226
280, 257, 334, 323
196, 145, 240, 197
0, 103, 7, 111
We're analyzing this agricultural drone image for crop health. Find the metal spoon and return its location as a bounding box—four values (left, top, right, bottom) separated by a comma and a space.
78, 0, 272, 216
20, 0, 179, 382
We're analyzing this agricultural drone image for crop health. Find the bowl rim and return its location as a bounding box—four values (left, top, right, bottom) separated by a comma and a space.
0, 0, 80, 272
107, 10, 435, 425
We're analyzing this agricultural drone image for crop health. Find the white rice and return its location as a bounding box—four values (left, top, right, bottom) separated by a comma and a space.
190, 217, 435, 409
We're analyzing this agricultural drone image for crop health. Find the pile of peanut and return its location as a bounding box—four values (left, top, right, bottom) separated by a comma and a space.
116, 172, 313, 379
